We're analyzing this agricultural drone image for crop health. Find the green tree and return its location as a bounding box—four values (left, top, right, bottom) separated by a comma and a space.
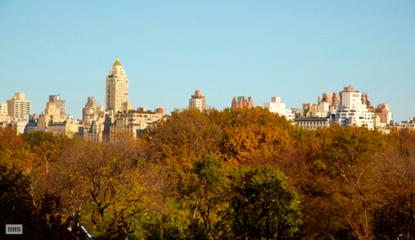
22, 131, 67, 175
0, 162, 42, 239
177, 154, 231, 239
228, 165, 301, 240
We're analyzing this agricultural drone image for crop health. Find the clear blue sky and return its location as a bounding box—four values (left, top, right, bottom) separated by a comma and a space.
1, 0, 414, 121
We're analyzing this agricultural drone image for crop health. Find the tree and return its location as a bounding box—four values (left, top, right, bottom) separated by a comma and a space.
140, 109, 301, 239
44, 139, 151, 239
228, 165, 301, 240
372, 130, 415, 240
0, 127, 32, 171
0, 129, 35, 225
0, 161, 43, 239
372, 189, 415, 240
298, 127, 386, 239
22, 131, 67, 175
220, 108, 294, 164
177, 154, 231, 239
0, 128, 84, 239
143, 109, 223, 169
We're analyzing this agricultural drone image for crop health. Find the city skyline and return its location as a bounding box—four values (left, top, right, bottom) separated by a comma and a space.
0, 58, 409, 122
1, 1, 415, 121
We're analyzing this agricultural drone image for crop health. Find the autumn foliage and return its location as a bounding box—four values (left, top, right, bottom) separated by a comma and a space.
1, 108, 415, 239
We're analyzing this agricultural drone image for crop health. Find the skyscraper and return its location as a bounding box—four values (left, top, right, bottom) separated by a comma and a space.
81, 96, 105, 142
189, 90, 206, 112
105, 58, 129, 113
6, 92, 31, 120
0, 102, 10, 122
45, 94, 66, 119
375, 103, 392, 125
335, 86, 374, 129
83, 96, 104, 124
0, 103, 8, 115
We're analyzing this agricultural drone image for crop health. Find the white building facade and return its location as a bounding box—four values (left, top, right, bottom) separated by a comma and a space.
189, 90, 206, 112
264, 96, 295, 121
335, 86, 374, 130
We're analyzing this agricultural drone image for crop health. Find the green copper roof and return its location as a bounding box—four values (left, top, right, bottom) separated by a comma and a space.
236, 96, 252, 102
113, 58, 122, 66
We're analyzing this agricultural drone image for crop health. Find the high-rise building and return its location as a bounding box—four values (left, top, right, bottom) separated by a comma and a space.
264, 96, 294, 120
321, 92, 339, 112
300, 91, 339, 119
375, 103, 392, 125
335, 86, 374, 129
45, 94, 66, 120
0, 103, 8, 115
30, 94, 80, 137
332, 92, 339, 110
189, 90, 206, 112
106, 58, 129, 113
109, 109, 164, 142
7, 92, 31, 120
339, 86, 364, 111
83, 97, 104, 123
80, 97, 105, 142
0, 102, 10, 122
322, 92, 333, 103
46, 118, 81, 138
361, 93, 371, 109
231, 96, 254, 109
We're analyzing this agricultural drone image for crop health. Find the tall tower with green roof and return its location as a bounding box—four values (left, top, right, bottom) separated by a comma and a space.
105, 58, 129, 113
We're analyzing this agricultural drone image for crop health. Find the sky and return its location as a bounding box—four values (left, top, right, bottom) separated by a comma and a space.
1, 0, 414, 121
